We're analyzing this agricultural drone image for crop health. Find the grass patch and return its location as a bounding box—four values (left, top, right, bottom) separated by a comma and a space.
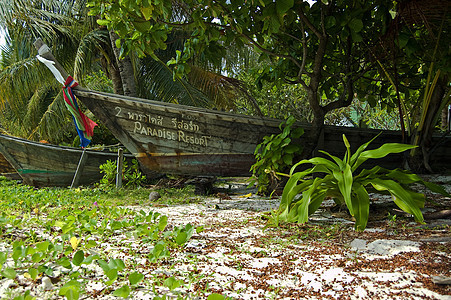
0, 177, 222, 299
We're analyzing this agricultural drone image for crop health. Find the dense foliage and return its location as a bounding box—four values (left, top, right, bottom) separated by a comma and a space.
249, 116, 303, 195
87, 0, 398, 129
275, 134, 450, 231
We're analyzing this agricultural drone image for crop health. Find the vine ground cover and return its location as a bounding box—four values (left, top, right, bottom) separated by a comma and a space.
0, 176, 450, 299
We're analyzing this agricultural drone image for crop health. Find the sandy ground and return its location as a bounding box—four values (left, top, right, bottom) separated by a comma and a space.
0, 175, 450, 299
123, 175, 451, 299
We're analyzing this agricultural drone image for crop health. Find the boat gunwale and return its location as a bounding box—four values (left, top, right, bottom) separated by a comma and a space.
74, 89, 404, 136
0, 133, 129, 157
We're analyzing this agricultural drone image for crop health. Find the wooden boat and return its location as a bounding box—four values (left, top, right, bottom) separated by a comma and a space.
0, 134, 131, 187
74, 89, 285, 177
72, 89, 450, 176
34, 41, 450, 177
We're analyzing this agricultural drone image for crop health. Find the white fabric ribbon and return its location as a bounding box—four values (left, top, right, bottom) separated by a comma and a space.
36, 55, 65, 85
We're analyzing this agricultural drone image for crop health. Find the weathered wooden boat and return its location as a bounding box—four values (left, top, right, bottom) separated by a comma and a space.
59, 90, 451, 176
0, 134, 131, 187
34, 41, 450, 177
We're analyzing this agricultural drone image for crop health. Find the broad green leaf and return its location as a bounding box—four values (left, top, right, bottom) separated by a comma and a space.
176, 231, 188, 245
350, 133, 381, 169
279, 178, 315, 222
297, 178, 323, 224
422, 181, 450, 196
83, 254, 100, 265
350, 31, 363, 42
386, 169, 422, 184
158, 215, 168, 231
106, 269, 118, 281
129, 272, 144, 285
325, 16, 336, 28
282, 154, 293, 165
361, 143, 417, 159
289, 160, 311, 175
28, 268, 38, 280
0, 252, 6, 266
86, 240, 97, 249
396, 32, 410, 48
63, 289, 79, 300
2, 268, 16, 279
109, 258, 125, 271
140, 6, 154, 20
370, 178, 425, 223
97, 260, 110, 272
292, 127, 304, 139
96, 19, 110, 26
348, 18, 363, 32
59, 280, 81, 300
113, 284, 130, 298
386, 169, 450, 196
31, 253, 44, 263
354, 143, 416, 170
291, 156, 339, 174
307, 188, 327, 216
355, 166, 382, 181
164, 277, 183, 290
333, 164, 354, 216
319, 150, 345, 170
72, 250, 84, 266
351, 183, 370, 231
57, 257, 72, 269
133, 21, 151, 32
280, 172, 310, 209
36, 241, 50, 252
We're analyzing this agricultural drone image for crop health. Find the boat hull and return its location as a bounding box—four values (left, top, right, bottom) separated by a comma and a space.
0, 134, 128, 187
75, 90, 282, 177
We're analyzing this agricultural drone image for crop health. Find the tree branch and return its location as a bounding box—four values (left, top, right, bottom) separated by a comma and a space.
297, 8, 322, 39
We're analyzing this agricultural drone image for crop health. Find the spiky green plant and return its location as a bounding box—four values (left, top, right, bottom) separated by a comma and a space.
277, 134, 449, 231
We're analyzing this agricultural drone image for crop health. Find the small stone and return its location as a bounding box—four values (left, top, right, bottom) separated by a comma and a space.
41, 276, 54, 291
432, 275, 451, 285
149, 191, 161, 201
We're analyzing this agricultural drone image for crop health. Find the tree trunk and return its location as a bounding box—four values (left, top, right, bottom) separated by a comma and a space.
409, 74, 449, 172
305, 88, 326, 157
99, 45, 124, 95
109, 31, 137, 97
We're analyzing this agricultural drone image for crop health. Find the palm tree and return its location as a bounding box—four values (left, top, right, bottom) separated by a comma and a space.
0, 0, 263, 144
0, 0, 110, 143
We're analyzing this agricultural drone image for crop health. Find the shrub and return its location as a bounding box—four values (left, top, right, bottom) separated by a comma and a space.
99, 159, 146, 188
249, 116, 303, 195
275, 134, 449, 231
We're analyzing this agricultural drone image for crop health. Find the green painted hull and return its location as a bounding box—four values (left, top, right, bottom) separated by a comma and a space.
0, 134, 130, 187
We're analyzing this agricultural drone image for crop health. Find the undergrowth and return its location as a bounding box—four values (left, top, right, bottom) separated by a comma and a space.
0, 177, 228, 300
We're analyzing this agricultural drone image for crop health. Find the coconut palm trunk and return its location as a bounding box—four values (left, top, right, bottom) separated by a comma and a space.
109, 31, 136, 97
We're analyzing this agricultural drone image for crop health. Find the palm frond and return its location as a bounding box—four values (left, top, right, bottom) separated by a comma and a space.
137, 56, 210, 106
33, 90, 74, 143
73, 29, 109, 81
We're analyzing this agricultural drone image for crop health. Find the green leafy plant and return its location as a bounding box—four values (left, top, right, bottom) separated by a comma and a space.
249, 116, 303, 195
276, 134, 449, 231
99, 159, 146, 188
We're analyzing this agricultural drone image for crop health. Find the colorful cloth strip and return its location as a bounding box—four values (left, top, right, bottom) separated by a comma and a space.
63, 76, 97, 148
